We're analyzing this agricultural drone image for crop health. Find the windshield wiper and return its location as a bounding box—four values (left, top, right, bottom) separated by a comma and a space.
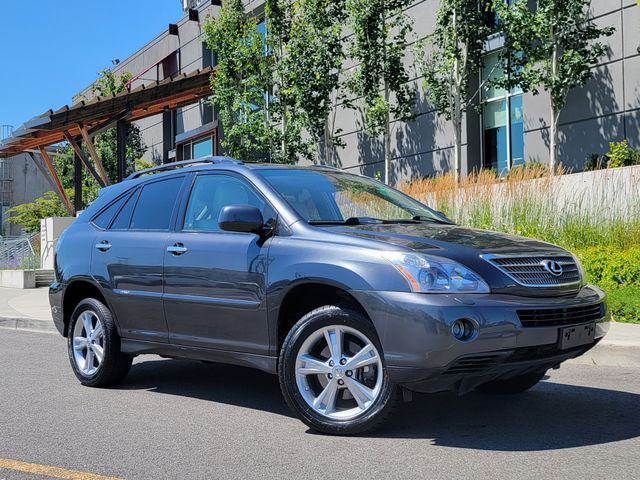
308, 217, 384, 226
412, 215, 454, 225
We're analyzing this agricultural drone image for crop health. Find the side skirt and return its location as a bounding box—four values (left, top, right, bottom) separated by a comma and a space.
121, 339, 278, 374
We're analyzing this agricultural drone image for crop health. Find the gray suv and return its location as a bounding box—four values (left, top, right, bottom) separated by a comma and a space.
50, 157, 609, 435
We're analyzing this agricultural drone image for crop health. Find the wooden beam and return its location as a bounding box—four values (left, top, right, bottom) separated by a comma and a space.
79, 126, 111, 186
26, 152, 61, 197
36, 148, 75, 217
63, 131, 106, 187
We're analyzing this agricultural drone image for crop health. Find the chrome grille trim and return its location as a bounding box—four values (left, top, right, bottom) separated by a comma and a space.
482, 253, 581, 287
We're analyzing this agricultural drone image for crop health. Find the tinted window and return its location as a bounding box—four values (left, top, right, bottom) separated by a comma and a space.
110, 190, 139, 230
183, 175, 269, 232
130, 177, 184, 230
92, 193, 130, 229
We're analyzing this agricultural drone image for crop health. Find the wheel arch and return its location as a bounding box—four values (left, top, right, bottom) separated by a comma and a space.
62, 278, 113, 337
274, 280, 373, 353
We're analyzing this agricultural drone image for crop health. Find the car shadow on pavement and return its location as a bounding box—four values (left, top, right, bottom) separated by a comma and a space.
118, 359, 640, 451
369, 379, 640, 450
116, 357, 295, 418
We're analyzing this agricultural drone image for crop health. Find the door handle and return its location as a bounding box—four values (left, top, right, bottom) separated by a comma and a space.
167, 243, 188, 255
95, 241, 112, 252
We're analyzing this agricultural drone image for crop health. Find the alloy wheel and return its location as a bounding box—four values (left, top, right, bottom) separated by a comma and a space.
294, 325, 383, 420
72, 310, 105, 376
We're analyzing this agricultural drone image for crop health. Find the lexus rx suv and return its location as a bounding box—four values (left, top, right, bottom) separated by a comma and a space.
50, 156, 609, 435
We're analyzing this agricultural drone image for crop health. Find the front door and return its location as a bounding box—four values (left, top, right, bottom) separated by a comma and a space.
91, 175, 185, 343
163, 173, 274, 355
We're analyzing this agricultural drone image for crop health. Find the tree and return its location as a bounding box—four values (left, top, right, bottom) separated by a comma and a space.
272, 0, 347, 163
345, 0, 416, 184
204, 0, 277, 161
6, 191, 69, 233
417, 0, 490, 183
494, 0, 614, 172
204, 0, 346, 164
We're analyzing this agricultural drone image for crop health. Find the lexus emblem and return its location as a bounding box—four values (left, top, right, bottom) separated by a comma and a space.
542, 259, 563, 276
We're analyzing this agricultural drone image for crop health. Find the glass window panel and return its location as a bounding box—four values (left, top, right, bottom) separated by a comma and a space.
111, 190, 139, 230
510, 95, 524, 166
482, 52, 507, 100
183, 175, 267, 232
192, 137, 213, 159
483, 99, 508, 175
182, 143, 192, 161
92, 193, 130, 229
130, 177, 183, 230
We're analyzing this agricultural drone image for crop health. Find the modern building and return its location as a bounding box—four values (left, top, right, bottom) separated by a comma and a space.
0, 126, 51, 236
0, 0, 623, 195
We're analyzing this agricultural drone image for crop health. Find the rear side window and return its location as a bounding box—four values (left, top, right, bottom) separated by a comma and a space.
130, 177, 184, 230
111, 191, 139, 230
92, 193, 130, 229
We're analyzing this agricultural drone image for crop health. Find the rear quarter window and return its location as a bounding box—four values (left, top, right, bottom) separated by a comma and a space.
91, 193, 131, 229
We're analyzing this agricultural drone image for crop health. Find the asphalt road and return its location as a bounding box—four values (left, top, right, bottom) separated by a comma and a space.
1, 329, 639, 480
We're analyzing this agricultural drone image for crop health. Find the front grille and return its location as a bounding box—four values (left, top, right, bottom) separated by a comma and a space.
517, 302, 604, 327
486, 255, 580, 287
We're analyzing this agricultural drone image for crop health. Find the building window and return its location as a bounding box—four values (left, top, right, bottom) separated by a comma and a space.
481, 51, 524, 175
179, 134, 215, 161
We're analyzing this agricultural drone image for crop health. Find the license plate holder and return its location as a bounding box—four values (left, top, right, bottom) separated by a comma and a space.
559, 323, 596, 350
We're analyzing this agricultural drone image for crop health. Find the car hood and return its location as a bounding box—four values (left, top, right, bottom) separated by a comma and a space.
323, 222, 566, 256
321, 222, 576, 296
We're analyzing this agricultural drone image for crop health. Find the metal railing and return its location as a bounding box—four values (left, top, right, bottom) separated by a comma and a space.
1, 125, 13, 142
0, 233, 40, 270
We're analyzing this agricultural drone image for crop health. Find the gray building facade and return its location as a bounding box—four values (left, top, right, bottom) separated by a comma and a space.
0, 126, 51, 236
73, 0, 639, 183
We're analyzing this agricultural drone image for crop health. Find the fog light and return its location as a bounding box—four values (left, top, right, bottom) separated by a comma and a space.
451, 318, 476, 341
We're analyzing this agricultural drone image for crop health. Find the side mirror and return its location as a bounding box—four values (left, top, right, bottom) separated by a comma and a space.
218, 205, 264, 234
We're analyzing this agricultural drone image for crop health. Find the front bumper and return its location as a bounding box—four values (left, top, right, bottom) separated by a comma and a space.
351, 285, 609, 393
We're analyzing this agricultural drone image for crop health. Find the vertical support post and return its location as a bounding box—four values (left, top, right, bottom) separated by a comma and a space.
162, 108, 173, 164
116, 119, 127, 182
79, 126, 111, 186
74, 148, 83, 213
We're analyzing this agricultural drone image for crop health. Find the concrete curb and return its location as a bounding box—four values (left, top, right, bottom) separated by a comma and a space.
0, 316, 638, 367
0, 317, 57, 334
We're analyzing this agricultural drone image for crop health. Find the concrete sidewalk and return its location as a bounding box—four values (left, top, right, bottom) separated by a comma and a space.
0, 286, 637, 366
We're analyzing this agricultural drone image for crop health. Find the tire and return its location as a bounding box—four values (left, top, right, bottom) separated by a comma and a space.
475, 370, 546, 395
278, 305, 397, 435
67, 298, 132, 387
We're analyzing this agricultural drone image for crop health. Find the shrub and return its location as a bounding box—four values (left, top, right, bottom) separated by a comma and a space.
607, 286, 640, 324
584, 153, 608, 171
575, 247, 640, 290
606, 140, 640, 168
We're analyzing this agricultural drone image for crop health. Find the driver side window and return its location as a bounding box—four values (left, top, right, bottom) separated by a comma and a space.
183, 175, 270, 232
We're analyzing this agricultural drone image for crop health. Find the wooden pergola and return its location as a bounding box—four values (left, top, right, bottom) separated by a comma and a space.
0, 67, 214, 216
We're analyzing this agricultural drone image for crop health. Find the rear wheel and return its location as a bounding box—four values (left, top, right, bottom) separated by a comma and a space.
67, 298, 132, 387
279, 305, 397, 435
475, 371, 546, 395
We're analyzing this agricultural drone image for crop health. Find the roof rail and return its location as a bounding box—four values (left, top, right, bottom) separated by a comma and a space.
125, 156, 243, 180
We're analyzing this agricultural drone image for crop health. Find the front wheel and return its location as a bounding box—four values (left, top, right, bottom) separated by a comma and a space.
475, 371, 546, 395
67, 298, 132, 387
278, 306, 397, 435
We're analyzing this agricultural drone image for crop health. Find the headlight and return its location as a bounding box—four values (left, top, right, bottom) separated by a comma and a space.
382, 252, 490, 293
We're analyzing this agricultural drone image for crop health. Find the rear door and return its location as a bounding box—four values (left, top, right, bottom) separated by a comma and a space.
162, 172, 275, 355
91, 175, 186, 343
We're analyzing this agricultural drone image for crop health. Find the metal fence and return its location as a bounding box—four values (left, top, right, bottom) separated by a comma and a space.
0, 233, 40, 270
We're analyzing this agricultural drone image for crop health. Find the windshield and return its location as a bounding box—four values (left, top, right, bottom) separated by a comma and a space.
256, 168, 447, 224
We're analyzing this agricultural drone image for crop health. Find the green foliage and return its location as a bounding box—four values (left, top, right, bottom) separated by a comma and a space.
92, 69, 133, 97
606, 286, 640, 324
494, 0, 614, 169
5, 191, 69, 233
495, 0, 614, 112
606, 140, 640, 168
576, 246, 640, 290
204, 0, 345, 164
584, 153, 608, 171
417, 0, 491, 181
418, 0, 490, 121
345, 0, 415, 136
